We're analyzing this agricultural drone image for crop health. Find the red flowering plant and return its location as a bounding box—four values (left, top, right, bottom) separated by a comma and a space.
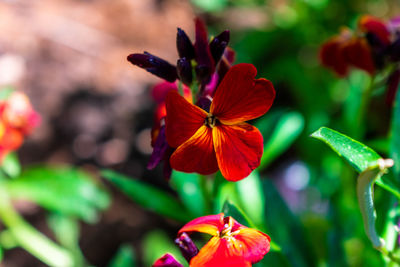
152, 213, 271, 267
320, 15, 400, 105
127, 18, 275, 181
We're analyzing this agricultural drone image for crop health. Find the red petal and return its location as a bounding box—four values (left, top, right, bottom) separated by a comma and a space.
190, 237, 251, 267
165, 91, 207, 148
212, 123, 263, 181
210, 63, 275, 124
152, 253, 184, 267
178, 213, 224, 236
170, 125, 219, 175
234, 228, 271, 263
359, 15, 390, 45
342, 38, 375, 75
319, 36, 349, 77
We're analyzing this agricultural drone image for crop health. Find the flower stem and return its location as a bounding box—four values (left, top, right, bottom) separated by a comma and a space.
0, 187, 74, 267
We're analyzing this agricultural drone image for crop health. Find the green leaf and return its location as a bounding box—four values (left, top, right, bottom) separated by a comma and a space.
258, 111, 304, 170
102, 169, 190, 222
235, 172, 265, 226
0, 88, 13, 101
262, 179, 316, 267
6, 166, 110, 222
311, 127, 400, 197
47, 214, 85, 266
311, 127, 380, 173
390, 86, 400, 178
1, 152, 21, 178
170, 171, 207, 217
191, 0, 227, 12
108, 244, 136, 267
222, 200, 255, 228
142, 230, 185, 267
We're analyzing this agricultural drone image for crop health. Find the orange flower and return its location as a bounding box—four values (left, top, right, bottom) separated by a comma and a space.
178, 213, 271, 267
0, 92, 40, 161
165, 63, 275, 181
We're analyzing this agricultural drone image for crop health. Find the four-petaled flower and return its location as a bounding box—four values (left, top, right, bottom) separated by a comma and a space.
177, 213, 271, 267
165, 63, 275, 181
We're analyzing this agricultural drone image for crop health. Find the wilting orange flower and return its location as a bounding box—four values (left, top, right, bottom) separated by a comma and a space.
165, 63, 275, 181
178, 213, 271, 267
0, 92, 40, 161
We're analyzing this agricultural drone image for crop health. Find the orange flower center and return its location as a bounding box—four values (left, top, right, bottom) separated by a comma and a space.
205, 114, 217, 128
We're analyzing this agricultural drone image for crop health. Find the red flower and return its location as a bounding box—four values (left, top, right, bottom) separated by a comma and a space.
165, 63, 275, 181
319, 15, 391, 76
178, 213, 271, 267
152, 253, 183, 267
0, 92, 40, 161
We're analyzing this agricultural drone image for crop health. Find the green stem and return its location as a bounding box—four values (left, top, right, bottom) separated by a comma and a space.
0, 188, 73, 267
356, 75, 375, 138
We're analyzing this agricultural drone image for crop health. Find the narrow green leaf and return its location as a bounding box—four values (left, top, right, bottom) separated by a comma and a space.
108, 244, 136, 267
170, 171, 207, 217
311, 127, 380, 172
1, 152, 21, 178
263, 179, 316, 267
259, 111, 304, 170
7, 166, 110, 222
102, 169, 190, 222
390, 86, 400, 178
235, 172, 265, 226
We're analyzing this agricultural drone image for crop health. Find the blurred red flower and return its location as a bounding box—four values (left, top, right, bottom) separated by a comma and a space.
178, 213, 271, 267
165, 63, 275, 181
320, 15, 390, 76
0, 92, 40, 161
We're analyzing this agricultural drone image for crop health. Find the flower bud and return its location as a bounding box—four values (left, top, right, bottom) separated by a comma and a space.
177, 58, 192, 86
127, 52, 177, 82
209, 30, 230, 64
176, 28, 195, 60
175, 232, 199, 263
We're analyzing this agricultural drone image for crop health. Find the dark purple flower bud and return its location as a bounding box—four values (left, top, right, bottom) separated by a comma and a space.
175, 232, 199, 263
152, 253, 184, 267
209, 30, 230, 64
147, 126, 168, 170
127, 52, 178, 82
386, 69, 400, 106
217, 47, 236, 82
177, 58, 193, 85
177, 28, 195, 60
194, 18, 215, 85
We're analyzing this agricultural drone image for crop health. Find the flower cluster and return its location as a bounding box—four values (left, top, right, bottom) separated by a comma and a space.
152, 213, 271, 267
128, 18, 275, 181
319, 15, 400, 104
0, 91, 40, 162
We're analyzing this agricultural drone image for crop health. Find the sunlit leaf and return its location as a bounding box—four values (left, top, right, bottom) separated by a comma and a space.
311, 127, 380, 172
102, 169, 190, 222
258, 111, 304, 170
142, 230, 185, 267
108, 244, 136, 267
1, 152, 21, 178
311, 127, 400, 197
0, 88, 13, 101
170, 171, 207, 217
6, 166, 110, 222
235, 172, 265, 226
191, 0, 227, 12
